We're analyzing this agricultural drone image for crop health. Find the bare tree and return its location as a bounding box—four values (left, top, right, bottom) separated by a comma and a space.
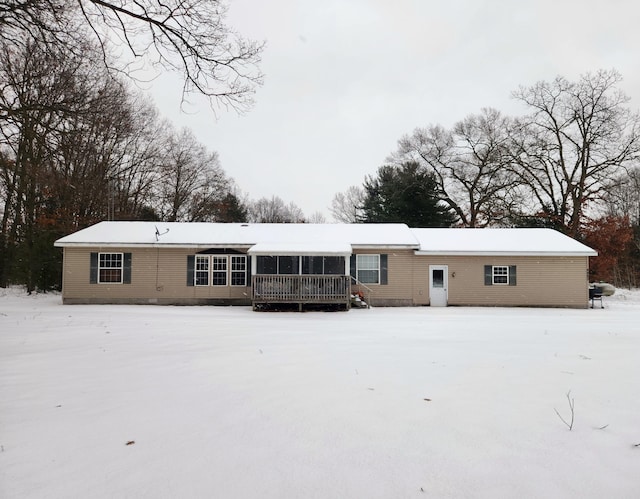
307, 211, 327, 224
604, 166, 640, 287
330, 185, 364, 223
0, 14, 243, 291
510, 70, 640, 236
0, 0, 264, 110
0, 1, 80, 50
52, 76, 156, 227
604, 167, 640, 226
0, 28, 166, 289
248, 196, 305, 223
393, 108, 518, 227
0, 33, 112, 289
108, 103, 166, 221
155, 127, 230, 222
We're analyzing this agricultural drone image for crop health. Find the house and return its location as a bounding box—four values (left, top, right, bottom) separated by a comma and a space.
53, 222, 597, 309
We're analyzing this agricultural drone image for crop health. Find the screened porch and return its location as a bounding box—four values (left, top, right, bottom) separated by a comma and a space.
248, 244, 352, 311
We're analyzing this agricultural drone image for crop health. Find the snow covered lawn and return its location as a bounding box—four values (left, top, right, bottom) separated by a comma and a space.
1, 289, 639, 498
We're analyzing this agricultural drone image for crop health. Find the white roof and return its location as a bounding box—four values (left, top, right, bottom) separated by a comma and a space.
411, 228, 597, 256
54, 222, 596, 257
247, 242, 352, 256
54, 221, 419, 249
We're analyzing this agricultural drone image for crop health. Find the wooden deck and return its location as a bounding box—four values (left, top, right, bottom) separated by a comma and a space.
252, 275, 351, 310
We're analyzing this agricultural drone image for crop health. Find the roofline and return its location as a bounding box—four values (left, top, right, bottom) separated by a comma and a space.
54, 242, 252, 249
351, 244, 420, 250
55, 243, 596, 257
414, 250, 598, 257
55, 242, 421, 250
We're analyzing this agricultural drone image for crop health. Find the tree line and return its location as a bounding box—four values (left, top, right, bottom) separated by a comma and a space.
0, 0, 282, 291
2, 3, 639, 290
331, 70, 640, 287
0, 29, 319, 290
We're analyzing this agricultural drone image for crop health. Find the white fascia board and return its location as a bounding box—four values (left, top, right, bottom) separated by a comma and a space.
352, 244, 420, 250
414, 250, 598, 257
54, 242, 252, 249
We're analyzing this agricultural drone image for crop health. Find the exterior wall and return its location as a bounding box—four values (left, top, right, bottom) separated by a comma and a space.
351, 249, 415, 307
61, 246, 590, 308
61, 247, 252, 305
411, 255, 590, 308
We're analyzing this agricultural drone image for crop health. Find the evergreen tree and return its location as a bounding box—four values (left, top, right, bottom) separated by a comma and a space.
360, 162, 457, 227
215, 193, 249, 222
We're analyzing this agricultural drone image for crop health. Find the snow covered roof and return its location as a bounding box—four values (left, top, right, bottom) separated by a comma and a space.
53, 221, 419, 249
54, 222, 597, 257
247, 242, 352, 256
411, 228, 597, 256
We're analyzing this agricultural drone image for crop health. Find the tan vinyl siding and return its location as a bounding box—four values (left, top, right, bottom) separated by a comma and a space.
412, 255, 589, 308
62, 247, 251, 304
352, 249, 415, 306
60, 246, 590, 308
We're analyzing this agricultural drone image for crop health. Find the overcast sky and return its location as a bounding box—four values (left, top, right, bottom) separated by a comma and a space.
147, 0, 640, 221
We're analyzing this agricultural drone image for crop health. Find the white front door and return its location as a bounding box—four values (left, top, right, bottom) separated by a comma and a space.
429, 265, 448, 307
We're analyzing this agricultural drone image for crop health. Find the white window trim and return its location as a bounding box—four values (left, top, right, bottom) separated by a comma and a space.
356, 254, 380, 285
492, 265, 509, 285
98, 252, 123, 284
212, 255, 228, 286
192, 254, 248, 287
194, 255, 210, 286
230, 255, 247, 287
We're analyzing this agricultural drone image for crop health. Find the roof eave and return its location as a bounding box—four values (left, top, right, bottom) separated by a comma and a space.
54, 242, 253, 249
414, 250, 598, 257
352, 244, 420, 250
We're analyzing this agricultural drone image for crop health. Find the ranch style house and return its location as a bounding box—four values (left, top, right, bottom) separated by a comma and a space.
54, 222, 598, 309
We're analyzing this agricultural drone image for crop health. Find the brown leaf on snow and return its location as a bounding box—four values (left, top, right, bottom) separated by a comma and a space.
126, 441, 135, 446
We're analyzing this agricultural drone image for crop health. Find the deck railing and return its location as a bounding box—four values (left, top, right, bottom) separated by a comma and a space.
252, 275, 351, 305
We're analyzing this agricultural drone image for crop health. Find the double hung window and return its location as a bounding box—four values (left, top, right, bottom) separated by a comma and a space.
195, 255, 210, 286
91, 252, 130, 284
231, 256, 247, 286
212, 256, 228, 286
98, 253, 123, 283
492, 266, 509, 285
484, 265, 516, 286
356, 254, 380, 284
189, 254, 247, 286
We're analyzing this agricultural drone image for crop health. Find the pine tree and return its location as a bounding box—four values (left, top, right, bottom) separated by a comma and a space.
360, 162, 457, 227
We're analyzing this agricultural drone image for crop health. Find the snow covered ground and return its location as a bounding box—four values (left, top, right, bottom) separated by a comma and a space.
1, 288, 639, 499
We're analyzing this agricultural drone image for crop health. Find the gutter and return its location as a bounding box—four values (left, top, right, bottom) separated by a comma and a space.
414, 250, 598, 257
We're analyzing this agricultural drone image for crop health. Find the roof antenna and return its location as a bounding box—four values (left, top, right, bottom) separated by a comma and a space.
155, 226, 169, 241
